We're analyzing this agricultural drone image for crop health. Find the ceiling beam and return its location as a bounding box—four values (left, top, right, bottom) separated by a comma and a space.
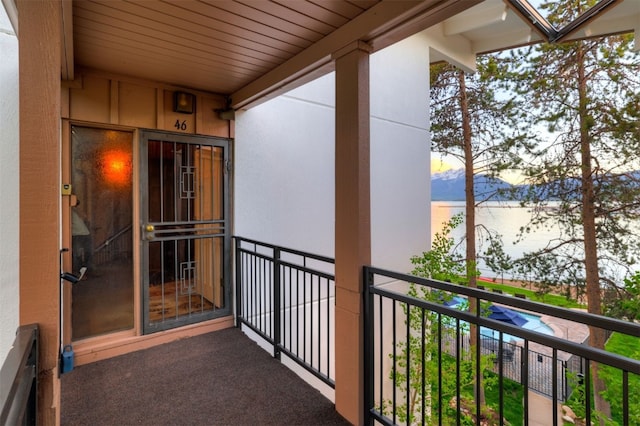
443, 2, 507, 36
230, 0, 481, 110
424, 24, 477, 72
556, 4, 639, 45
1, 0, 18, 35
473, 27, 542, 54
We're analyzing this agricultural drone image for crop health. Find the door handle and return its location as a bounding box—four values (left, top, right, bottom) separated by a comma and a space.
144, 224, 155, 240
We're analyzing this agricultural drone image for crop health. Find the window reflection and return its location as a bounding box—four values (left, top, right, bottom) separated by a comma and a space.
71, 126, 134, 339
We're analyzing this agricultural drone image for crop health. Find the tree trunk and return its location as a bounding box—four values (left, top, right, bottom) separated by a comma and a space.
576, 41, 611, 422
458, 69, 485, 410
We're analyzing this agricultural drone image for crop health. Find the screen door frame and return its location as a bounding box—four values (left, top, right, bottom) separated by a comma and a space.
140, 130, 231, 334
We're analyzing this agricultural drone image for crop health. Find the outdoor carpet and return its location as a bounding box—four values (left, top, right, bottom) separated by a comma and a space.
61, 327, 350, 425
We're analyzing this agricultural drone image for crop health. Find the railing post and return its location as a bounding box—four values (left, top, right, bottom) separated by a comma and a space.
273, 246, 281, 359
562, 360, 568, 401
235, 238, 242, 328
363, 266, 372, 425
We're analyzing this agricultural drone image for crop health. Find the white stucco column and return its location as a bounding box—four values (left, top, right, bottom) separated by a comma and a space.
333, 40, 371, 425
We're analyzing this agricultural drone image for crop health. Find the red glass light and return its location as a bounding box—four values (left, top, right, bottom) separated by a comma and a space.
100, 150, 132, 186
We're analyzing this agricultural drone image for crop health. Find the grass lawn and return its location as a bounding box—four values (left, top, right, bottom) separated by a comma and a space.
475, 278, 586, 309
565, 332, 640, 425
601, 333, 640, 424
484, 374, 524, 426
432, 353, 525, 425
450, 373, 524, 426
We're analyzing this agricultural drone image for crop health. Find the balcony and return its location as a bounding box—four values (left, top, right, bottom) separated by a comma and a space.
234, 239, 640, 425
49, 239, 640, 424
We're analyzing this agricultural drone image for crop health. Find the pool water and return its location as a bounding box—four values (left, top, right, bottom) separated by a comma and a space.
445, 296, 554, 342
482, 311, 554, 343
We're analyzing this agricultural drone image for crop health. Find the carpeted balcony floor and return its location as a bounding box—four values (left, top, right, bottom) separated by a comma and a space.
61, 328, 349, 425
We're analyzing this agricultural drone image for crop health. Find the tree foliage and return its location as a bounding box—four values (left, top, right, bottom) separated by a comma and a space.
506, 0, 640, 419
390, 215, 495, 425
430, 56, 534, 188
430, 54, 534, 287
510, 2, 640, 305
430, 47, 535, 416
411, 213, 466, 283
603, 272, 640, 321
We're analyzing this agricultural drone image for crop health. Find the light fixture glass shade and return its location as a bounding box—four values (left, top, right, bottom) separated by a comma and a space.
173, 91, 195, 114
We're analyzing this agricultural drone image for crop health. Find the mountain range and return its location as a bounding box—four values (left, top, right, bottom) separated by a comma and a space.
431, 169, 513, 201
432, 167, 640, 202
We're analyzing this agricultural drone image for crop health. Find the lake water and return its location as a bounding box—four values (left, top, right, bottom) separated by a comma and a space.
431, 201, 555, 278
430, 201, 636, 281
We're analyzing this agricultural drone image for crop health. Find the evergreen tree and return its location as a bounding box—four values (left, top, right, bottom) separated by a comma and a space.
510, 0, 640, 419
430, 54, 532, 410
431, 55, 533, 287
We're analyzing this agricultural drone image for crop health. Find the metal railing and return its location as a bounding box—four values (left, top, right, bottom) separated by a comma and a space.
93, 224, 133, 266
234, 237, 335, 387
364, 266, 640, 426
0, 324, 39, 426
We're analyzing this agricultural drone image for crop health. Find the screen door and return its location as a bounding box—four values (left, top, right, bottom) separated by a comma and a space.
140, 131, 230, 333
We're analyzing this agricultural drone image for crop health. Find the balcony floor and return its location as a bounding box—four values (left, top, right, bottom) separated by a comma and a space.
61, 328, 349, 425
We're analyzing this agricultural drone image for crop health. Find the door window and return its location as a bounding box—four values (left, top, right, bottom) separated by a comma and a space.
71, 126, 134, 339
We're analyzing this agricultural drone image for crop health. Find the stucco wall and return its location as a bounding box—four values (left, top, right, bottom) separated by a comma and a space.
370, 31, 431, 273
234, 30, 431, 272
0, 5, 19, 364
234, 74, 336, 257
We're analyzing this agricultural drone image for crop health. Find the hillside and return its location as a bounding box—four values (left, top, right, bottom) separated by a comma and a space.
431, 169, 513, 201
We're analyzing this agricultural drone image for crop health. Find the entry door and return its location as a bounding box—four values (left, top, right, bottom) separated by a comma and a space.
140, 131, 230, 333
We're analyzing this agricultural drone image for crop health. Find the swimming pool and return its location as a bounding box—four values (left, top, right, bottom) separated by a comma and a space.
482, 311, 554, 342
444, 296, 554, 342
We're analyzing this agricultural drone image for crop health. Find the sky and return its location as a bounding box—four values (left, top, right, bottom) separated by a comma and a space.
430, 157, 454, 173
430, 155, 527, 185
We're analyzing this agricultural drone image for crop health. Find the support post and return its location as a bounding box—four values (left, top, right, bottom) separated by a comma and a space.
333, 40, 372, 425
18, 0, 62, 424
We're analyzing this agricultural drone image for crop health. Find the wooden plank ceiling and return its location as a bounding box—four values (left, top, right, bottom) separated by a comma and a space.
70, 0, 380, 95
66, 0, 639, 108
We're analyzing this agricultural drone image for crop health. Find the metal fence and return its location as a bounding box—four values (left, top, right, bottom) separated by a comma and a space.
0, 324, 39, 426
442, 332, 570, 400
234, 237, 335, 387
364, 266, 640, 426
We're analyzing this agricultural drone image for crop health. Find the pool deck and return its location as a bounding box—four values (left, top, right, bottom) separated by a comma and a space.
528, 390, 565, 426
530, 312, 590, 359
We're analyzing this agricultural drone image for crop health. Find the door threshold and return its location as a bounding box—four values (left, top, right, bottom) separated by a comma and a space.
72, 316, 234, 366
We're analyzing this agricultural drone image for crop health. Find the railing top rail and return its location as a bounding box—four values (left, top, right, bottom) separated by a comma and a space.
279, 259, 335, 281
234, 236, 335, 265
94, 224, 133, 252
365, 266, 640, 374
235, 247, 335, 281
